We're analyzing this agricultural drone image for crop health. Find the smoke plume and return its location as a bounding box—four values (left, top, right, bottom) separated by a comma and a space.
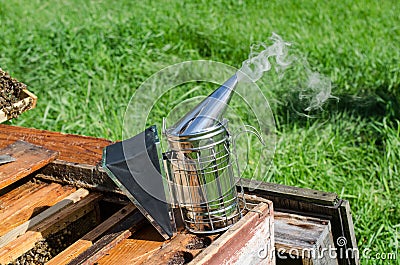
238, 33, 337, 112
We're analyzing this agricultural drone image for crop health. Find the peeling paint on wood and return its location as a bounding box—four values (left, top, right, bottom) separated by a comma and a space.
191, 201, 274, 265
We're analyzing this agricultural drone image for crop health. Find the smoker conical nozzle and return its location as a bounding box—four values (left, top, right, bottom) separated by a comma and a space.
166, 74, 238, 137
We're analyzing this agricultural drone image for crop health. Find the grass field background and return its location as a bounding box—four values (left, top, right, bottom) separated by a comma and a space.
1, 0, 399, 263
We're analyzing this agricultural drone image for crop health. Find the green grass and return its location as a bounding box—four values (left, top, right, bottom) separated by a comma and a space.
1, 0, 399, 264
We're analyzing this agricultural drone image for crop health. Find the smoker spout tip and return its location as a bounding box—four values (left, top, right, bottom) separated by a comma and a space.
224, 73, 238, 89
166, 74, 239, 137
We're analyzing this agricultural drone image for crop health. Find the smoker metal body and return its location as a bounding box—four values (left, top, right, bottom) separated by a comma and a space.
164, 121, 245, 233
163, 74, 247, 234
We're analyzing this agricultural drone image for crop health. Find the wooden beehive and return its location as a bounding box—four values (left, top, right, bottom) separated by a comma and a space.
0, 140, 275, 264
0, 124, 359, 265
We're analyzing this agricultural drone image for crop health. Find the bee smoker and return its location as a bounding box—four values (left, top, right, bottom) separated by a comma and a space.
163, 74, 246, 233
103, 74, 253, 239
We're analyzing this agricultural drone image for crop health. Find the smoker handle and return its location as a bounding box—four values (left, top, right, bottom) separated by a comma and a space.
231, 124, 267, 180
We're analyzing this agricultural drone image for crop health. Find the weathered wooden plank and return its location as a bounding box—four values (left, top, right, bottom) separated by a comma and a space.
140, 233, 214, 265
0, 141, 58, 190
38, 161, 117, 194
191, 201, 274, 265
0, 231, 43, 264
0, 183, 76, 235
47, 203, 136, 265
313, 224, 337, 265
33, 193, 102, 236
335, 200, 359, 264
0, 188, 89, 248
0, 125, 112, 165
0, 183, 61, 222
244, 194, 338, 265
274, 212, 338, 265
68, 210, 146, 265
0, 180, 43, 214
241, 179, 359, 265
275, 212, 328, 256
95, 225, 165, 265
241, 178, 338, 206
0, 193, 101, 264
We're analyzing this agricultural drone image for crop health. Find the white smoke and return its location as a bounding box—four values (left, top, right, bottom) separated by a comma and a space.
237, 33, 337, 112
238, 33, 293, 82
301, 71, 337, 111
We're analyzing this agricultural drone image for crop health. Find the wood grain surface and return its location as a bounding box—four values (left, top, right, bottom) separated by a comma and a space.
0, 141, 58, 189
0, 125, 112, 165
0, 182, 76, 235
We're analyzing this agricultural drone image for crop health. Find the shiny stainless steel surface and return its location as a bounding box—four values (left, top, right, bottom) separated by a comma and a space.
166, 74, 238, 137
165, 122, 244, 233
164, 74, 246, 234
